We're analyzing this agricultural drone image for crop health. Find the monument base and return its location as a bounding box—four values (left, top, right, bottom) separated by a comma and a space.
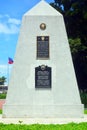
3, 104, 84, 118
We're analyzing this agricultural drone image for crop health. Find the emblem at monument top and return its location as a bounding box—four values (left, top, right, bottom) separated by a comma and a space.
3, 0, 84, 118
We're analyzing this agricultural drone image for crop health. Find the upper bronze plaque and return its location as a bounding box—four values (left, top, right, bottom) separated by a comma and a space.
37, 36, 49, 59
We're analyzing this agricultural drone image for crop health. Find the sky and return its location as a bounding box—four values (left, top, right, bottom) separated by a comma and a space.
0, 0, 54, 84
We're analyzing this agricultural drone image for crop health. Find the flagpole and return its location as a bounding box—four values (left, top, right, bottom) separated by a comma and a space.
7, 57, 14, 87
7, 59, 9, 87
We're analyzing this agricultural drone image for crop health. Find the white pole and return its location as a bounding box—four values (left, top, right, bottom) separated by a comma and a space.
7, 60, 9, 87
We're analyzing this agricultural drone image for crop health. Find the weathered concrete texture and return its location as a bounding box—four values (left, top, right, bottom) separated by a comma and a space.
3, 105, 84, 118
1, 115, 87, 124
3, 0, 84, 118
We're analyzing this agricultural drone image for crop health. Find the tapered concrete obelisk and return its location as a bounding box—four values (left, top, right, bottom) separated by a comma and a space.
3, 0, 84, 118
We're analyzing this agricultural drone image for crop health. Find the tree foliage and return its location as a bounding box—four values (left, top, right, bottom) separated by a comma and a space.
0, 76, 6, 85
50, 0, 87, 91
69, 38, 87, 91
50, 0, 87, 43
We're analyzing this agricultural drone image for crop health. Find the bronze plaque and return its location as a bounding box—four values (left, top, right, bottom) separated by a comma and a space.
37, 36, 49, 59
35, 65, 51, 88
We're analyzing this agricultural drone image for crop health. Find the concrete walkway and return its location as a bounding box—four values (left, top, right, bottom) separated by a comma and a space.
0, 115, 87, 124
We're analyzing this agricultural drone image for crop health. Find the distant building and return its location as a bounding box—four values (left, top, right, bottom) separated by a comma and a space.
0, 85, 8, 93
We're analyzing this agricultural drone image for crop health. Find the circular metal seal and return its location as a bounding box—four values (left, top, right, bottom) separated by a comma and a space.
41, 65, 46, 70
40, 23, 46, 30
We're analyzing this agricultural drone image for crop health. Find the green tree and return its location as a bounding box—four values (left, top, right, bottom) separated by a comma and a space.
50, 0, 87, 91
69, 38, 87, 91
50, 0, 87, 43
69, 38, 87, 57
0, 76, 6, 85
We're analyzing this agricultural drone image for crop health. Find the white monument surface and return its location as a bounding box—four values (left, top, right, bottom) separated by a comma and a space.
3, 0, 84, 118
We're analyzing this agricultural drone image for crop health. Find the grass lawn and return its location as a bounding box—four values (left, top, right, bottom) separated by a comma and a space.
0, 109, 2, 114
0, 122, 87, 130
84, 109, 87, 114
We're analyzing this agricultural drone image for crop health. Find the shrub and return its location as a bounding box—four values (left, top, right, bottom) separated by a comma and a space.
80, 92, 87, 108
0, 93, 6, 99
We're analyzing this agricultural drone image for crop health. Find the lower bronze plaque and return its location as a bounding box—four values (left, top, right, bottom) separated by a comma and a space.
35, 65, 51, 88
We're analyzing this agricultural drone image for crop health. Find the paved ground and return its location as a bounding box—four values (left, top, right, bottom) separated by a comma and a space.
0, 115, 87, 124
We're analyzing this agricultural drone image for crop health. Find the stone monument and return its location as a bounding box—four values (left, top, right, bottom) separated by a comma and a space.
3, 0, 84, 118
